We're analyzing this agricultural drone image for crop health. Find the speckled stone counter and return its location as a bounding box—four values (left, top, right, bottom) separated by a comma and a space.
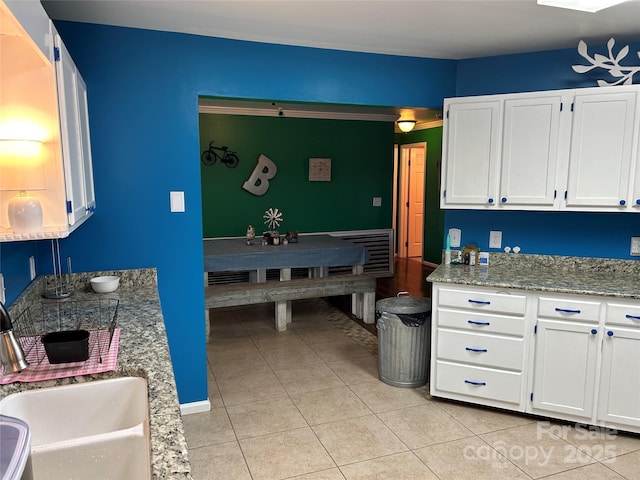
427, 253, 640, 299
0, 268, 192, 480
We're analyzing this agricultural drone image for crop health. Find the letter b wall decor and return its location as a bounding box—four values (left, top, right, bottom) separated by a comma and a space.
242, 154, 277, 196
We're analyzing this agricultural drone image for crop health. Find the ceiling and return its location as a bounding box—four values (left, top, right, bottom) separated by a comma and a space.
41, 0, 640, 130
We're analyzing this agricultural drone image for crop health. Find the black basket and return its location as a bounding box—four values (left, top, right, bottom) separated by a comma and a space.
42, 330, 90, 364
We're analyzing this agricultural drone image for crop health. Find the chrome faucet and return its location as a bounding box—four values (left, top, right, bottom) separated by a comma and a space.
0, 301, 28, 373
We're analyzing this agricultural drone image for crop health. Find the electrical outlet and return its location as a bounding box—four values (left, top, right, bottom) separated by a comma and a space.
489, 231, 502, 249
0, 273, 5, 304
372, 197, 382, 207
449, 228, 461, 248
631, 237, 640, 256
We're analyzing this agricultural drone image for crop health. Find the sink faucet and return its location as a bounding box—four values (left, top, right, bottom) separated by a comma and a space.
0, 301, 28, 373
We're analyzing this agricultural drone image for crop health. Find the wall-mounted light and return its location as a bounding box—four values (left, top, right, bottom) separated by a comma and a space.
0, 138, 45, 234
397, 120, 416, 133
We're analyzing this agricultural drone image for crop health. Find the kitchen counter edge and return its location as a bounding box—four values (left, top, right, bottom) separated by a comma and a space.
0, 267, 192, 480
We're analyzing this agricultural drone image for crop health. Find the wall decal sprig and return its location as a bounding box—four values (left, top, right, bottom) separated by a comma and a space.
572, 38, 640, 86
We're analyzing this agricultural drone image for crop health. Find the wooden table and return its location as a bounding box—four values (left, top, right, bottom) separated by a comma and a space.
203, 234, 374, 331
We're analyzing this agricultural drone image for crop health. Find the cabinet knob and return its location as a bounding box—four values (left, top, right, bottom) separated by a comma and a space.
607, 330, 614, 337
591, 328, 598, 335
620, 200, 626, 206
501, 197, 507, 203
488, 198, 494, 204
636, 199, 640, 205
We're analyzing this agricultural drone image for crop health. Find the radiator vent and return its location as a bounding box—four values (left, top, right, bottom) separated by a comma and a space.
324, 229, 393, 278
206, 228, 393, 286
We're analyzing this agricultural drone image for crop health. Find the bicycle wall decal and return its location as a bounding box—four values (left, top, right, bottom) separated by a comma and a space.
201, 141, 239, 168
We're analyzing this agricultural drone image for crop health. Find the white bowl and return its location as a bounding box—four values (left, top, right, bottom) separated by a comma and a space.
90, 276, 120, 293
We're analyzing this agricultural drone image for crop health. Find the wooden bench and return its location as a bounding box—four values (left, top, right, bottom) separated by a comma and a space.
205, 274, 376, 333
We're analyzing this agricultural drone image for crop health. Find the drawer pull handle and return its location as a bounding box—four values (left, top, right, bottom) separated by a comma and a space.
468, 299, 491, 305
625, 314, 640, 321
467, 320, 490, 326
464, 380, 486, 386
555, 308, 581, 314
465, 347, 488, 353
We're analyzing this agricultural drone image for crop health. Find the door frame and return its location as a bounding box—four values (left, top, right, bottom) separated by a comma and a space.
396, 142, 426, 259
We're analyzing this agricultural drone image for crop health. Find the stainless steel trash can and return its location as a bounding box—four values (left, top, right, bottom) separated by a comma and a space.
376, 294, 431, 388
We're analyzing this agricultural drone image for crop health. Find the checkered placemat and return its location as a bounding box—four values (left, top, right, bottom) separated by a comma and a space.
0, 328, 121, 384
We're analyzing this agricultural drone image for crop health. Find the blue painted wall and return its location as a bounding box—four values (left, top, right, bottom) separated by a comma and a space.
447, 41, 640, 258
1, 22, 455, 404
3, 19, 639, 404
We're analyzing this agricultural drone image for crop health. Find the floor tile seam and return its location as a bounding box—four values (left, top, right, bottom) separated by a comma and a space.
476, 429, 606, 476
309, 423, 412, 471
238, 424, 340, 476
220, 391, 290, 409
302, 411, 376, 428
457, 433, 535, 479
335, 450, 441, 478
597, 457, 634, 480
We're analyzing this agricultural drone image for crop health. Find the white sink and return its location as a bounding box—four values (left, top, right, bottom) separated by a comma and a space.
0, 376, 151, 480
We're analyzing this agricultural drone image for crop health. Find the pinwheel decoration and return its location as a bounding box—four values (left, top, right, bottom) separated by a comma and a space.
263, 207, 283, 231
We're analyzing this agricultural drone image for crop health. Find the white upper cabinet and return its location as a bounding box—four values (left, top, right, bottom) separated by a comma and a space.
0, 0, 95, 241
500, 94, 567, 208
566, 90, 638, 209
441, 85, 640, 213
54, 31, 95, 229
442, 99, 502, 206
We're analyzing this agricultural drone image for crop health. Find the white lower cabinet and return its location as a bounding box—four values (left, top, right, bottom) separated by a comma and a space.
431, 285, 529, 411
597, 302, 640, 428
530, 318, 600, 420
431, 283, 640, 433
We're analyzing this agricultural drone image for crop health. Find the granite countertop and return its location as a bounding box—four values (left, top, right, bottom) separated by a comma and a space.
0, 268, 192, 480
427, 253, 640, 299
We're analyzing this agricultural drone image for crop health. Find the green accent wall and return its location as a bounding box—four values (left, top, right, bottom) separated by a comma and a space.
200, 114, 395, 237
395, 126, 444, 264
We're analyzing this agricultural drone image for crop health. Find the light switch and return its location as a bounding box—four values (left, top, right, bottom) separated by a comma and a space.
372, 197, 382, 207
170, 191, 185, 212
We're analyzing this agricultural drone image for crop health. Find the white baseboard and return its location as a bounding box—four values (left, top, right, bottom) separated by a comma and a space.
180, 399, 211, 416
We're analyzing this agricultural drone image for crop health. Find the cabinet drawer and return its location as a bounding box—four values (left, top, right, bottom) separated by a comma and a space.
434, 361, 523, 405
437, 329, 524, 370
538, 297, 601, 322
606, 302, 640, 328
438, 288, 527, 316
437, 308, 526, 336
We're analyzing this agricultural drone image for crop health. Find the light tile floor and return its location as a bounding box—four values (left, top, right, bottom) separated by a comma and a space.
184, 299, 640, 480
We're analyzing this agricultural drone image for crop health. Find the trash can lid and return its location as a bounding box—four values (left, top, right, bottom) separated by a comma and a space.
376, 295, 431, 315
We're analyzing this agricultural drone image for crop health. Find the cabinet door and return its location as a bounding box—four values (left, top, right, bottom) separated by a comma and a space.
54, 33, 94, 228
442, 99, 502, 207
76, 74, 95, 213
531, 319, 599, 419
597, 326, 640, 427
566, 91, 637, 208
499, 95, 563, 207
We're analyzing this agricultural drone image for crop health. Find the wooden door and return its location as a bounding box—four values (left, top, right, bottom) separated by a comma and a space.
398, 143, 425, 258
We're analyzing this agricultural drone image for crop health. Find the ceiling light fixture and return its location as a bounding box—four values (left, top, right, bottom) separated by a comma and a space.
537, 0, 629, 13
397, 120, 416, 133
